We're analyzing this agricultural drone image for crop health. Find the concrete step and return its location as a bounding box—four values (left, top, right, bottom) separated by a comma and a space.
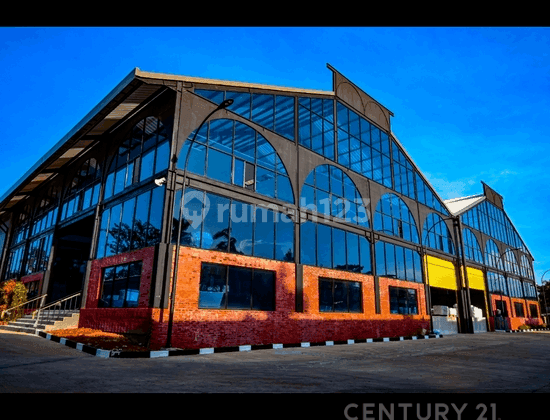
1, 311, 80, 335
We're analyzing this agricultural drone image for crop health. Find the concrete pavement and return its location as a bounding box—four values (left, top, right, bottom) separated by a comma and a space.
1, 330, 550, 394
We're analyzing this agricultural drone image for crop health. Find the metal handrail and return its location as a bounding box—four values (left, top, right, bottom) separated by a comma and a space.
34, 291, 82, 314
33, 291, 82, 328
1, 294, 47, 319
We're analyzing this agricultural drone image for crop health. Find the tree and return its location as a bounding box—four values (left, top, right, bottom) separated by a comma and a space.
0, 280, 27, 322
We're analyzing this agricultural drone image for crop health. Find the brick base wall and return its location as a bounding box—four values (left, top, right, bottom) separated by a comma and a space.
147, 247, 430, 350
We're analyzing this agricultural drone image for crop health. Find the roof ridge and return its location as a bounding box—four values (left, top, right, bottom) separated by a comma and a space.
444, 193, 485, 203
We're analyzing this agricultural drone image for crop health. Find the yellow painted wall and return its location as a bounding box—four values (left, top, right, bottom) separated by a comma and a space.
425, 256, 458, 290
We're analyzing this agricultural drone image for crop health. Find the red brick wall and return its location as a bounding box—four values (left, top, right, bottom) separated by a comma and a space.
488, 294, 542, 330
147, 247, 430, 350
79, 246, 156, 334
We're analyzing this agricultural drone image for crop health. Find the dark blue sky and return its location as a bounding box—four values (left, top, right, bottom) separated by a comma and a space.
0, 27, 548, 280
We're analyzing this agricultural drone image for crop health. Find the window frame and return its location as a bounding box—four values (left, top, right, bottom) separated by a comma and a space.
318, 277, 363, 313
389, 286, 419, 315
198, 262, 276, 311
98, 261, 143, 308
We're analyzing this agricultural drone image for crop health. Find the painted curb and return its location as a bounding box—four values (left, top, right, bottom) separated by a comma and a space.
36, 330, 444, 359
507, 327, 550, 333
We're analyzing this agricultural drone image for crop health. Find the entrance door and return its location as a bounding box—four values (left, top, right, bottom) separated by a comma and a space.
494, 300, 509, 331
48, 216, 94, 303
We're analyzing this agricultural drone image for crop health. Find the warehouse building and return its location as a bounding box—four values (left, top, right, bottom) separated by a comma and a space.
0, 65, 541, 349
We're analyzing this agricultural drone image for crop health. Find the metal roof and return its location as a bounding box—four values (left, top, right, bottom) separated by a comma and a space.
0, 68, 168, 216
0, 68, 337, 219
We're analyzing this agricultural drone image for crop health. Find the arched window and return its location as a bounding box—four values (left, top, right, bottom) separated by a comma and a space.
520, 255, 534, 280
300, 164, 368, 227
485, 240, 503, 270
374, 193, 419, 243
422, 213, 454, 254
179, 119, 294, 204
462, 228, 483, 263
104, 116, 171, 201
503, 248, 520, 276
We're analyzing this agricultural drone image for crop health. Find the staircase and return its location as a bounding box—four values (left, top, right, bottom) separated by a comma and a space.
0, 310, 79, 335
0, 291, 82, 335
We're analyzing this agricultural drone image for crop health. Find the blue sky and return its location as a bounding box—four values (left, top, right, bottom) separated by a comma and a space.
0, 27, 548, 282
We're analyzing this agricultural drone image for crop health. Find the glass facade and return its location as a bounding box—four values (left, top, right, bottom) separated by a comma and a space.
374, 193, 419, 243
462, 228, 483, 263
104, 116, 171, 201
179, 119, 294, 204
0, 69, 538, 327
422, 213, 454, 255
375, 240, 423, 283
60, 158, 101, 221
195, 89, 295, 141
337, 101, 392, 188
300, 221, 371, 274
96, 185, 165, 259
298, 97, 335, 159
300, 164, 369, 227
173, 188, 295, 262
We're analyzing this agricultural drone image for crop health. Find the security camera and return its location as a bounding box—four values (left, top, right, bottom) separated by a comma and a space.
154, 177, 167, 186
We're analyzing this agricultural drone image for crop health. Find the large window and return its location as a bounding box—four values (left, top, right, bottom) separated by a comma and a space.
503, 249, 520, 276
375, 240, 423, 283
60, 158, 101, 221
485, 240, 503, 270
104, 116, 171, 201
99, 261, 142, 308
487, 271, 507, 295
461, 201, 527, 253
173, 188, 294, 262
462, 228, 483, 263
523, 281, 537, 299
319, 278, 362, 313
374, 193, 419, 243
198, 263, 275, 311
422, 213, 454, 255
24, 233, 52, 275
300, 221, 372, 274
300, 164, 369, 227
179, 119, 294, 204
337, 102, 392, 188
530, 304, 539, 318
508, 277, 523, 298
392, 142, 417, 201
520, 255, 534, 280
195, 89, 295, 141
96, 185, 165, 259
514, 302, 525, 317
389, 287, 418, 315
298, 97, 335, 159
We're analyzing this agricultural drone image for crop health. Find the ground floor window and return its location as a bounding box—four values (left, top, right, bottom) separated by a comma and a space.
389, 286, 418, 315
318, 278, 362, 313
199, 263, 275, 311
514, 302, 525, 317
530, 303, 539, 318
99, 261, 142, 308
